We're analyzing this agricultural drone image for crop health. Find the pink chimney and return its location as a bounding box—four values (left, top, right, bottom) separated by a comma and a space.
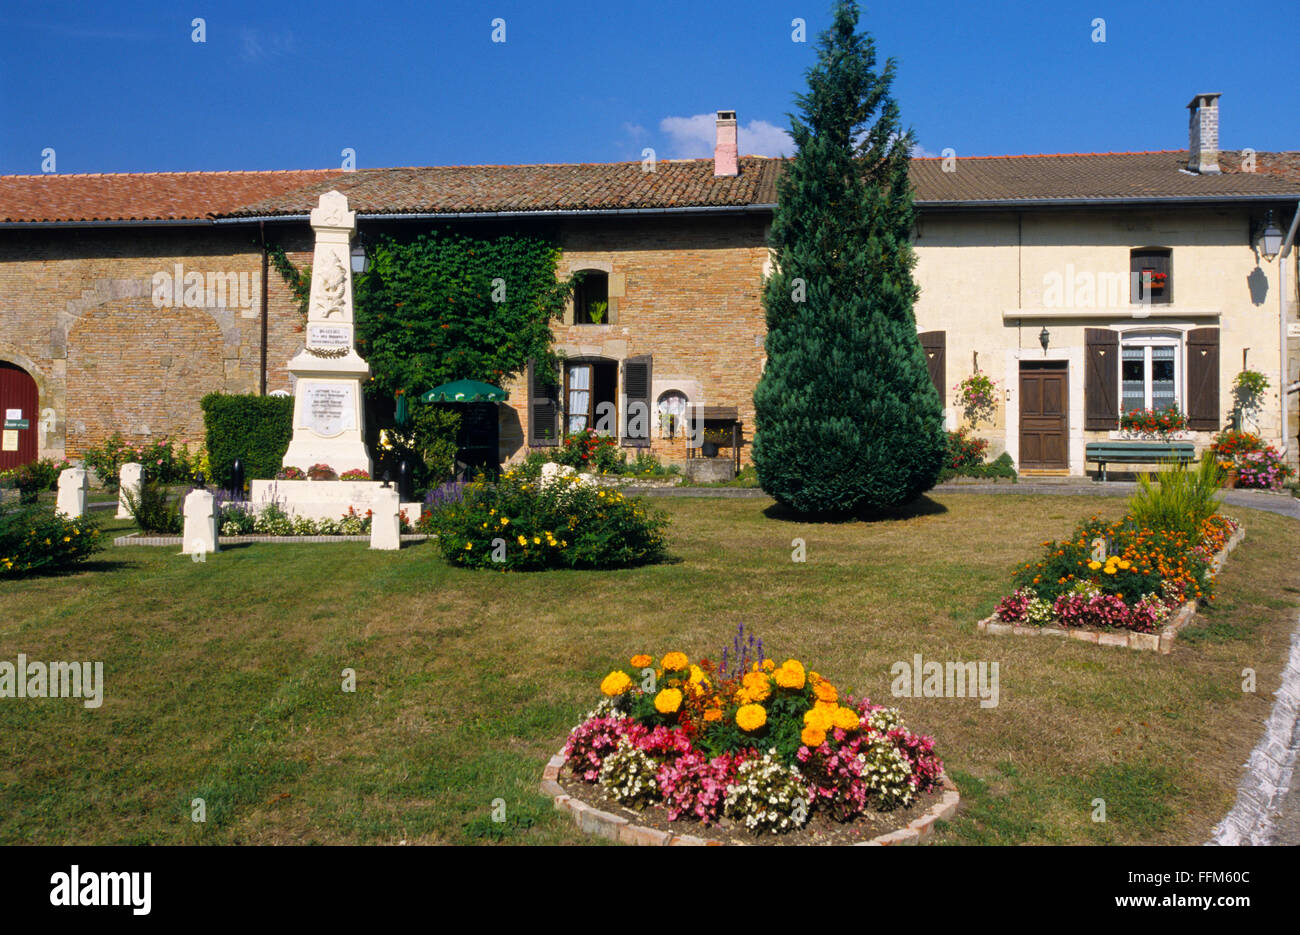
714, 110, 738, 177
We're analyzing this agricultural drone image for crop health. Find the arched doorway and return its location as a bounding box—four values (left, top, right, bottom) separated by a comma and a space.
0, 361, 39, 469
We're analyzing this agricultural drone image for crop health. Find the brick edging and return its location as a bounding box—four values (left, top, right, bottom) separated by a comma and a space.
540, 748, 960, 846
976, 527, 1246, 654
113, 533, 429, 546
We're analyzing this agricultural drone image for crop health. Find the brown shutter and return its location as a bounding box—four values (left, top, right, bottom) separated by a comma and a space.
622, 354, 652, 447
527, 357, 558, 447
1084, 328, 1119, 430
918, 331, 946, 403
1186, 327, 1220, 431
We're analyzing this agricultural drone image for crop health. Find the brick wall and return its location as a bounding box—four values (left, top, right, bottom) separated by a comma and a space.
0, 227, 270, 459
502, 213, 770, 465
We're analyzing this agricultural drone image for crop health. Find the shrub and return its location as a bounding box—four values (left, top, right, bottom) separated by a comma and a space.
123, 480, 182, 534
428, 470, 668, 570
946, 428, 988, 471
200, 393, 293, 488
81, 434, 192, 490
1, 458, 72, 502
0, 502, 102, 576
1129, 457, 1222, 540
551, 429, 625, 473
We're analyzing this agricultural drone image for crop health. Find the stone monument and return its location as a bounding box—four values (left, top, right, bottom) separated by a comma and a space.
249, 191, 421, 528
117, 462, 142, 519
280, 190, 372, 476
56, 467, 87, 520
370, 486, 402, 551
182, 488, 219, 556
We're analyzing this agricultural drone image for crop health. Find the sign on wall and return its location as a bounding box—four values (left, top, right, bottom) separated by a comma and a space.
298, 382, 356, 438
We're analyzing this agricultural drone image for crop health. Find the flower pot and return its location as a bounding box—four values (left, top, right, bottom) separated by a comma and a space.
1223, 470, 1238, 489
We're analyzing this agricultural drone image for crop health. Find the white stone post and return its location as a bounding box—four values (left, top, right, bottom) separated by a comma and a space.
56, 468, 87, 520
182, 488, 219, 557
117, 462, 143, 519
370, 486, 401, 551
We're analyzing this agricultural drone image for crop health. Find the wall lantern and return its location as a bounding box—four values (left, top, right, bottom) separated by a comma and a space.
1039, 326, 1051, 353
350, 242, 369, 274
1257, 210, 1283, 261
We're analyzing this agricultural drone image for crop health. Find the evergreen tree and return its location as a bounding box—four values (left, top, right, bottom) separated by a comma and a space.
752, 0, 944, 515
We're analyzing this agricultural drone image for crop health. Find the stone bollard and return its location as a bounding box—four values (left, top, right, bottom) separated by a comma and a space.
182, 488, 219, 558
56, 468, 88, 520
117, 462, 143, 519
370, 487, 402, 551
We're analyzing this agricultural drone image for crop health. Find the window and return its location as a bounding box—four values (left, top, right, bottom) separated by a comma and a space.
1130, 248, 1172, 305
656, 390, 687, 439
1119, 333, 1180, 413
565, 359, 617, 434
572, 270, 609, 324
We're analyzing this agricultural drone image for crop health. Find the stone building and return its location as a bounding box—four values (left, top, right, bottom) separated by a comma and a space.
1, 96, 1297, 477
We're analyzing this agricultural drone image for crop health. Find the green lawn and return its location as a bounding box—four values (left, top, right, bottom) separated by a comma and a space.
1, 493, 1295, 845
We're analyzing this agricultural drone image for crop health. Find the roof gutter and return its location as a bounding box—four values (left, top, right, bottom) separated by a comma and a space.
0, 218, 219, 229
213, 204, 781, 224
915, 193, 1300, 209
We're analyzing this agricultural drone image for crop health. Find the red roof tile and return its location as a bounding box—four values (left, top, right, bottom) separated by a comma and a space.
0, 169, 344, 223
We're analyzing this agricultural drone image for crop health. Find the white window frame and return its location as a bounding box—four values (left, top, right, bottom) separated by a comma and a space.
1117, 330, 1182, 413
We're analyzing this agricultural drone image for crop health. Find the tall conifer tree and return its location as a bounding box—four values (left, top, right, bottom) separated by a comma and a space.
752, 0, 945, 515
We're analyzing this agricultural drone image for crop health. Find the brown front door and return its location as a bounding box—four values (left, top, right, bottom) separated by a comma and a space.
0, 362, 39, 470
1020, 362, 1068, 470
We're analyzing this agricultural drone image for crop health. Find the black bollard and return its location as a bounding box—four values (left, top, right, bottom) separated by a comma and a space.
397, 458, 413, 502
229, 458, 245, 499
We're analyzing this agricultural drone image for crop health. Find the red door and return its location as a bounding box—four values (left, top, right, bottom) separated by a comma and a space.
0, 362, 39, 470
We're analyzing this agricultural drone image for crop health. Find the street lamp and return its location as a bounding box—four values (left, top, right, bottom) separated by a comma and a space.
350, 242, 369, 274
1258, 211, 1283, 261
1039, 326, 1050, 353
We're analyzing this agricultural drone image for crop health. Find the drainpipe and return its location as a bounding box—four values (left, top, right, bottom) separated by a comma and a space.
259, 221, 269, 396
1278, 201, 1300, 461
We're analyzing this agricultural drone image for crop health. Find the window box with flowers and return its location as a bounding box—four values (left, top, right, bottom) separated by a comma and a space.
1112, 404, 1192, 441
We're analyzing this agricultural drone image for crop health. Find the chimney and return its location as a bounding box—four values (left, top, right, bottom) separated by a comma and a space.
714, 110, 738, 177
1186, 93, 1221, 174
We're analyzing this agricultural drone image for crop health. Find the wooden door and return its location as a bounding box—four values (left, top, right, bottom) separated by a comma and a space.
0, 362, 39, 470
1020, 363, 1068, 469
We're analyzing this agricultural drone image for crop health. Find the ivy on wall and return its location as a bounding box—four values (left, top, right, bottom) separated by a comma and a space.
353, 229, 574, 402
266, 242, 311, 319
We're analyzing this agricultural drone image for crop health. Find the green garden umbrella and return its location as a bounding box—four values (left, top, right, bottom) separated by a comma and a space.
419, 379, 508, 403
394, 391, 411, 430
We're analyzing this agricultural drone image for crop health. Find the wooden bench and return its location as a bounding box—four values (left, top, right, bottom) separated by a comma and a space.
1084, 441, 1195, 482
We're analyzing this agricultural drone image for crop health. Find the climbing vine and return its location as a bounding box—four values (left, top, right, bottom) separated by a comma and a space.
266, 242, 312, 319
352, 228, 574, 403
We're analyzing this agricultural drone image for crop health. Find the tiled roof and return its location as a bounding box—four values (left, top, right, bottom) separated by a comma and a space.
1, 152, 1296, 225
223, 158, 783, 218
0, 169, 344, 223
908, 150, 1300, 205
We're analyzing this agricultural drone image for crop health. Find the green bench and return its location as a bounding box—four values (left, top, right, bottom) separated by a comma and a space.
1084, 441, 1195, 482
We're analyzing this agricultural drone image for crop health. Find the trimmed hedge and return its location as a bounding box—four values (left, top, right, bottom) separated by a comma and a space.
200, 393, 293, 487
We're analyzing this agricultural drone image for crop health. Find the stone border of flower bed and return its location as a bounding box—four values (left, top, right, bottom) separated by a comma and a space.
113, 533, 429, 547
976, 526, 1246, 654
539, 748, 960, 846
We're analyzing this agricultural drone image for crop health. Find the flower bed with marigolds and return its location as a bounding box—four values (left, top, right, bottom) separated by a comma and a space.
558, 639, 945, 839
0, 502, 102, 576
424, 468, 668, 570
992, 511, 1239, 633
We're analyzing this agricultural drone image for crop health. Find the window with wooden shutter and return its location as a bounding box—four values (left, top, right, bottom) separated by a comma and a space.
918, 331, 946, 403
527, 357, 559, 447
1084, 328, 1120, 429
1130, 248, 1172, 305
621, 354, 652, 447
1185, 327, 1220, 431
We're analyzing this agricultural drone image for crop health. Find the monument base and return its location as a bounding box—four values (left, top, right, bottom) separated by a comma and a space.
249, 479, 421, 526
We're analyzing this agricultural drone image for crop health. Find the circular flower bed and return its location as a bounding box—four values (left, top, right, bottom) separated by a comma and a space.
557, 644, 948, 842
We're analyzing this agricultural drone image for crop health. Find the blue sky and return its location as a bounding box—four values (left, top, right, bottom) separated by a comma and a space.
1, 0, 1295, 174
